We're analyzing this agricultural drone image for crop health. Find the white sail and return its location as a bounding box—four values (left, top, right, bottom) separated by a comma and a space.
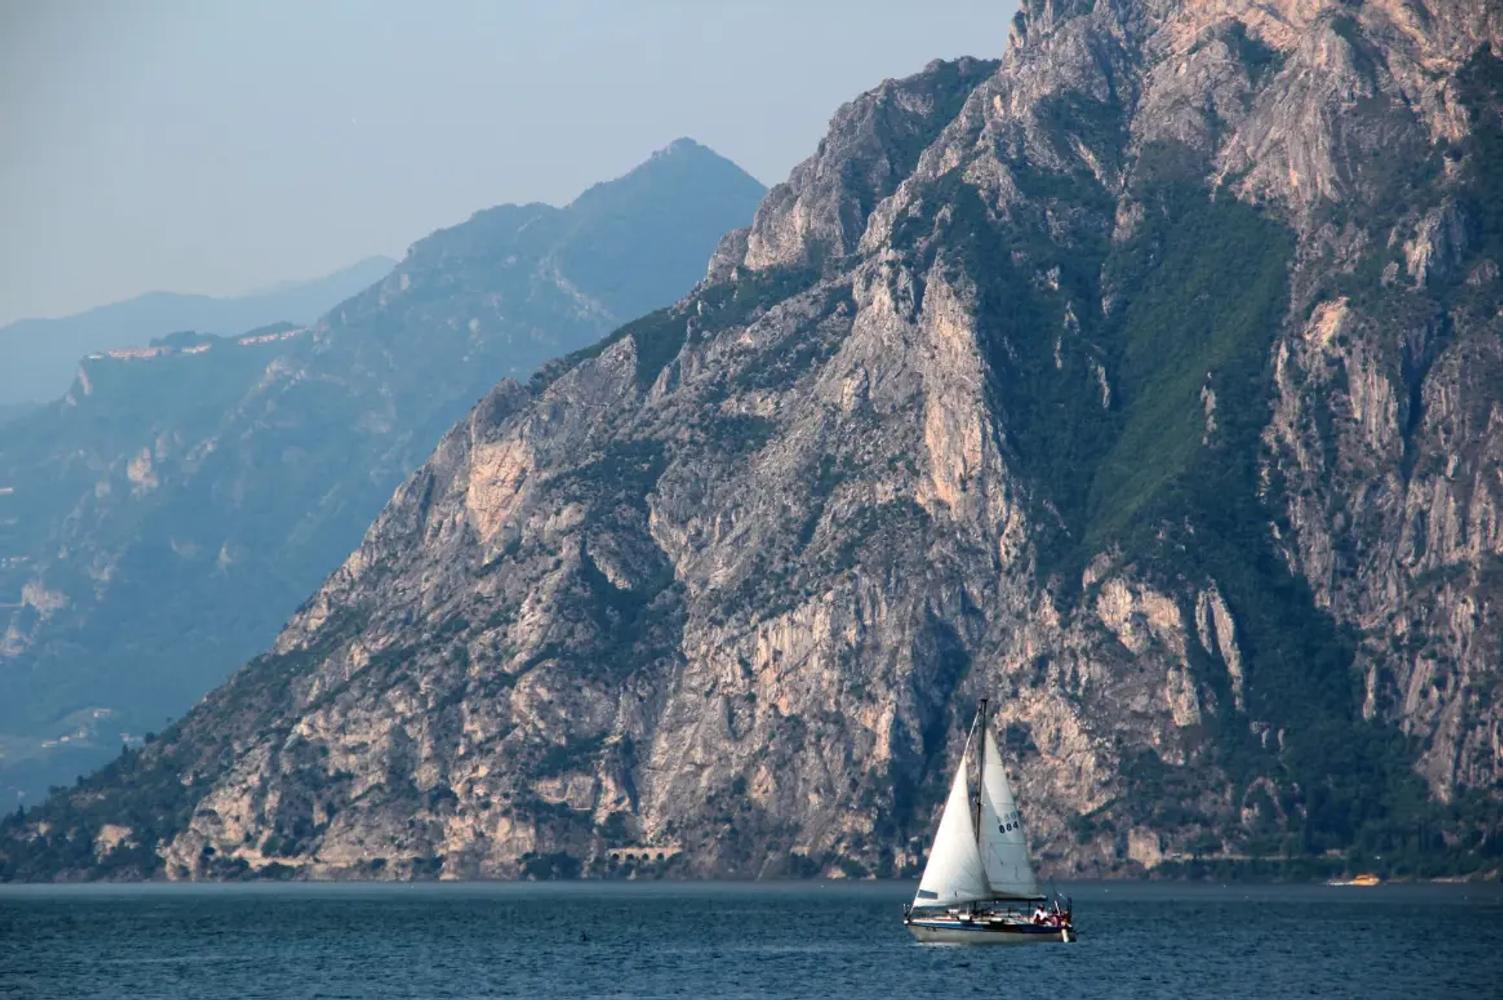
912, 747, 990, 908
978, 723, 1042, 899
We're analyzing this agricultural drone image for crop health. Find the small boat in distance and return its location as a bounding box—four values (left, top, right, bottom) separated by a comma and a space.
903, 700, 1075, 944
1327, 872, 1382, 887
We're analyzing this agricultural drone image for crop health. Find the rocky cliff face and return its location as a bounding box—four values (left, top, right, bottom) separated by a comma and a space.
0, 140, 764, 804
6, 0, 1501, 881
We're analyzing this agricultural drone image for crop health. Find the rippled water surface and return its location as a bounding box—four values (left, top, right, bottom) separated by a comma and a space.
4, 881, 1501, 999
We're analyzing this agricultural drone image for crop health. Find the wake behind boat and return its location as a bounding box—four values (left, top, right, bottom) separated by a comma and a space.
903, 700, 1075, 944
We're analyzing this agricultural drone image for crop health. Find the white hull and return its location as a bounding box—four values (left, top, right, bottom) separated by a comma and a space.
906, 918, 1073, 945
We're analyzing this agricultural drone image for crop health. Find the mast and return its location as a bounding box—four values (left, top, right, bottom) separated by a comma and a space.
975, 698, 988, 843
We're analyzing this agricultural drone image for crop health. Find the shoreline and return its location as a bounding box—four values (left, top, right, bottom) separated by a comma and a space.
1, 871, 1497, 889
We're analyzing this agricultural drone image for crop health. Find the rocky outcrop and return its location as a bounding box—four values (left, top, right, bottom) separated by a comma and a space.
742, 57, 997, 271
5, 0, 1500, 881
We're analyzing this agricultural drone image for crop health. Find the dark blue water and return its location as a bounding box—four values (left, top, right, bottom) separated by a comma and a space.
3, 881, 1501, 999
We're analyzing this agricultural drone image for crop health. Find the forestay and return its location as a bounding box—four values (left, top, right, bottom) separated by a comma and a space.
912, 747, 990, 908
978, 723, 1042, 899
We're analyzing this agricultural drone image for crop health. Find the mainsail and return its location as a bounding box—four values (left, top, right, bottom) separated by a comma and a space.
978, 722, 1042, 899
912, 747, 990, 908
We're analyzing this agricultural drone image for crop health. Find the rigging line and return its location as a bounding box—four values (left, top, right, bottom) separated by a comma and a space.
962, 704, 981, 756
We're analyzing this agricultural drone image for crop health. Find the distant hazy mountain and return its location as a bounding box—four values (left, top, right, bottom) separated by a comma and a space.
0, 138, 765, 804
0, 256, 397, 406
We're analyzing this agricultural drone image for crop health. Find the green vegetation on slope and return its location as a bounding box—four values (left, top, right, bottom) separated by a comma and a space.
938, 122, 1495, 874
1105, 167, 1495, 877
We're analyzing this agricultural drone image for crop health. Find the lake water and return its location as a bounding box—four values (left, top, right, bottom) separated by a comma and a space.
3, 881, 1501, 999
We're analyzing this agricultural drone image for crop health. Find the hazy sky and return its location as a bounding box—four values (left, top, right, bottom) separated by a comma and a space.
0, 0, 1015, 327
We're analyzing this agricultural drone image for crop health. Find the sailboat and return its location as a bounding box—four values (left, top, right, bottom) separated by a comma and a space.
903, 700, 1075, 944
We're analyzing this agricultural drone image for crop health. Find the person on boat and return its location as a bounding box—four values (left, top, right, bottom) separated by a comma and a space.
1032, 904, 1049, 924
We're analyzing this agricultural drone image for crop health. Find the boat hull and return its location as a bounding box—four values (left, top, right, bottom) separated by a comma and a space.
905, 918, 1073, 945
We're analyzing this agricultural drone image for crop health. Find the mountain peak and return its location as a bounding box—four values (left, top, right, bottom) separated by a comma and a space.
655, 136, 711, 157
597, 136, 761, 194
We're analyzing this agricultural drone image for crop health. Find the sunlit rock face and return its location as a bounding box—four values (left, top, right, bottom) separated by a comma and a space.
6, 0, 1501, 882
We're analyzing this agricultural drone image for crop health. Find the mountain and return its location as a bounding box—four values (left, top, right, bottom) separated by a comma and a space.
5, 0, 1501, 883
0, 257, 397, 407
0, 140, 766, 805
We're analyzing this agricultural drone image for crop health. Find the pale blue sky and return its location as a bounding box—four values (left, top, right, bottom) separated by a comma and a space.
1, 1, 1014, 326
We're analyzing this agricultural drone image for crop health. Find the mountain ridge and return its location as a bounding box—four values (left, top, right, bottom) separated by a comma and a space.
0, 257, 397, 407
